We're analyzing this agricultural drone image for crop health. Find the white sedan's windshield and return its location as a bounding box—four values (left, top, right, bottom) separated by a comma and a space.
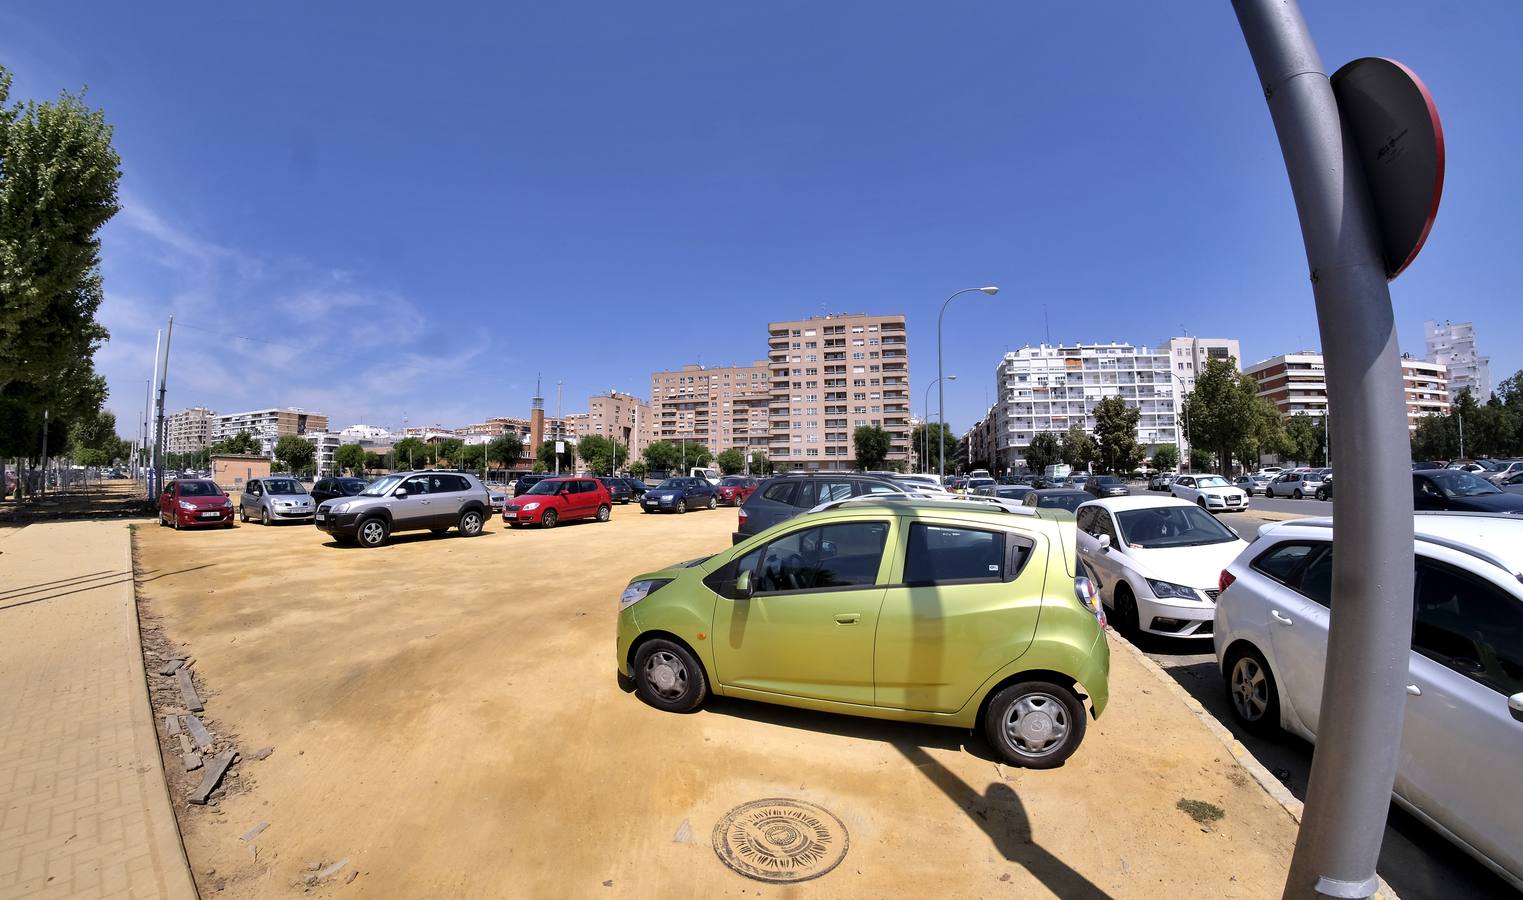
1117, 506, 1238, 548
1195, 476, 1229, 488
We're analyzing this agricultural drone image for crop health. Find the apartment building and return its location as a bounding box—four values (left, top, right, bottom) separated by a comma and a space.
165, 407, 216, 454
1160, 336, 1241, 394
1424, 320, 1491, 401
1244, 353, 1328, 421
213, 408, 329, 457
767, 313, 911, 470
304, 432, 342, 476
585, 391, 651, 456
650, 361, 772, 457
990, 342, 1179, 471
1401, 356, 1451, 430
337, 424, 396, 446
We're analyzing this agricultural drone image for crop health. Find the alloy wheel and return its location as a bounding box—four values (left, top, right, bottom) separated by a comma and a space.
1001, 692, 1071, 759
461, 511, 482, 535
1230, 656, 1270, 722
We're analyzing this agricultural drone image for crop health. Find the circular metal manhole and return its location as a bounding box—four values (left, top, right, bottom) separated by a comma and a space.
712, 798, 849, 883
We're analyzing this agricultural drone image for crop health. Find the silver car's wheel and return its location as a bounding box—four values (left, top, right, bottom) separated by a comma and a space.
357, 518, 388, 548
239, 506, 248, 523
261, 508, 271, 526
458, 510, 483, 536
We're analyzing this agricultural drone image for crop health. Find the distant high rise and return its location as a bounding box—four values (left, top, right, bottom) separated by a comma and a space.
650, 361, 771, 458
1245, 351, 1449, 432
165, 407, 216, 454
1424, 320, 1491, 401
213, 408, 328, 457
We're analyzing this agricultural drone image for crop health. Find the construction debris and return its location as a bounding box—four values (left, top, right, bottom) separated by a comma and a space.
251, 746, 275, 761
163, 714, 181, 737
240, 821, 269, 842
175, 667, 204, 712
184, 715, 214, 751
188, 751, 237, 805
157, 657, 186, 676
317, 858, 351, 881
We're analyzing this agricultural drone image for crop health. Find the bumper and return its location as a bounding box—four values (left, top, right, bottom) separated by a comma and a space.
1082, 629, 1111, 717
1135, 591, 1216, 638
1201, 495, 1248, 511
615, 607, 641, 677
642, 497, 679, 512
315, 511, 361, 535
503, 507, 543, 524
176, 508, 234, 526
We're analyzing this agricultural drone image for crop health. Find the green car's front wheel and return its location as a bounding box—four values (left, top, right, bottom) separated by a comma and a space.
633, 639, 708, 713
984, 680, 1087, 769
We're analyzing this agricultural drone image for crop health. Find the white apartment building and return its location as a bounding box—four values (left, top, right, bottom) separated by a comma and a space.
338, 424, 396, 445
1401, 356, 1451, 429
1160, 336, 1242, 394
991, 342, 1179, 471
214, 408, 329, 457
1424, 320, 1491, 401
165, 407, 216, 455
304, 432, 342, 476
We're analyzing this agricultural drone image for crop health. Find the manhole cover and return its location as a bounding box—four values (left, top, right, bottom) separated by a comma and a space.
712, 798, 848, 883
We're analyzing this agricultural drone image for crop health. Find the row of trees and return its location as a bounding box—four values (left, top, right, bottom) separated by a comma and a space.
1, 65, 125, 495
1412, 375, 1523, 461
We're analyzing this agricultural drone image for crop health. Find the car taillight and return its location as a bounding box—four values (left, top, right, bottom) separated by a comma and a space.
1219, 569, 1236, 593
737, 507, 747, 526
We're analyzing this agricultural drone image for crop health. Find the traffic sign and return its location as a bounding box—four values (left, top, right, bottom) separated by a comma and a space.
1331, 57, 1444, 280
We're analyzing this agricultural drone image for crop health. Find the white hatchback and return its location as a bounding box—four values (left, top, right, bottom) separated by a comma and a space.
1214, 513, 1523, 889
1169, 474, 1250, 512
1075, 497, 1248, 639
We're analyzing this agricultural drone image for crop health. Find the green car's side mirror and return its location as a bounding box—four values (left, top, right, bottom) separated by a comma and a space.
734, 569, 753, 599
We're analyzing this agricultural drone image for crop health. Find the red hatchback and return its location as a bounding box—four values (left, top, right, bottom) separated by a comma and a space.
714, 475, 758, 506
502, 476, 612, 528
158, 478, 234, 529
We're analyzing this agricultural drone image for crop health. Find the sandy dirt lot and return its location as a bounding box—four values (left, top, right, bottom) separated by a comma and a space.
133, 505, 1298, 898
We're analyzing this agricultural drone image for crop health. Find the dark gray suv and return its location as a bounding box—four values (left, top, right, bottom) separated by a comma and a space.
733, 473, 905, 544
315, 470, 491, 548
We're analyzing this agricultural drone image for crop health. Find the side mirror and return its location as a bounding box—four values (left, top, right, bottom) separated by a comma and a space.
1097, 534, 1112, 552
734, 570, 753, 599
820, 540, 838, 558
1509, 692, 1523, 723
394, 488, 408, 499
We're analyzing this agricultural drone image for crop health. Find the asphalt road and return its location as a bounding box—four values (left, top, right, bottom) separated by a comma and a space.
1133, 508, 1515, 899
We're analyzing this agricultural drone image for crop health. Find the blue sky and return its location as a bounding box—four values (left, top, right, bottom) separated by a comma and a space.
4, 2, 1519, 438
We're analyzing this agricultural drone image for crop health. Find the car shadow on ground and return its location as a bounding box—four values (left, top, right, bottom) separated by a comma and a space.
698, 697, 1108, 896
320, 530, 500, 549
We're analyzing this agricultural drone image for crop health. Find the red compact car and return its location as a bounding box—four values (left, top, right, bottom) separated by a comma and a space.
158, 478, 235, 529
714, 475, 758, 506
502, 476, 612, 528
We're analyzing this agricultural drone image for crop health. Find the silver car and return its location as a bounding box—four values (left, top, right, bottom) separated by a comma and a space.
239, 476, 316, 524
1263, 469, 1325, 499
314, 470, 491, 548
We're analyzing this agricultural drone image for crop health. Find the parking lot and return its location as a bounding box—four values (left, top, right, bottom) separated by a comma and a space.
133, 505, 1301, 898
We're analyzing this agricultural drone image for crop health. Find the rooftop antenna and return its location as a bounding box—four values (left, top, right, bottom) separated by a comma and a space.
1043, 304, 1051, 345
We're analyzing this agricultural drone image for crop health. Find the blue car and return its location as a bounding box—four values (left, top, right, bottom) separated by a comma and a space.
640, 477, 717, 514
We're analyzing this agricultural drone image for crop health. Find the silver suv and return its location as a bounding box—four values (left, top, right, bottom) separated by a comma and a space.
315, 470, 491, 548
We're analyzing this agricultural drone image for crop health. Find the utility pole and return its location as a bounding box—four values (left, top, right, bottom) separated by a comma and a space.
1457, 410, 1464, 460
1235, 2, 1417, 897
148, 330, 163, 496
152, 317, 175, 498
37, 408, 50, 497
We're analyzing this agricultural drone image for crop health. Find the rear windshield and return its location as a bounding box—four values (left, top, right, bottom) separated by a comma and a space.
1037, 492, 1086, 512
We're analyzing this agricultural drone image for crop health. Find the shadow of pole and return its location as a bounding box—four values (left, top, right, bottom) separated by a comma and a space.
895, 743, 1112, 899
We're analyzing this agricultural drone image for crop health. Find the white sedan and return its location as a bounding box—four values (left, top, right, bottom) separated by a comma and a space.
1214, 513, 1523, 889
1074, 496, 1248, 639
1170, 474, 1249, 512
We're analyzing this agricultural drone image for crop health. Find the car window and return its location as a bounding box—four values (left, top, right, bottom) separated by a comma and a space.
1114, 505, 1237, 548
1251, 542, 1321, 585
401, 475, 431, 495
808, 480, 853, 505
905, 524, 1006, 585
757, 522, 888, 593
863, 482, 900, 495
1295, 547, 1334, 608
1413, 474, 1442, 498
1038, 492, 1085, 513
760, 481, 795, 504
1414, 561, 1523, 697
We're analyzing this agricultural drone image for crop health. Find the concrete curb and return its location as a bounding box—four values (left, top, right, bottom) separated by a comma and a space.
123, 525, 202, 899
1109, 630, 1400, 900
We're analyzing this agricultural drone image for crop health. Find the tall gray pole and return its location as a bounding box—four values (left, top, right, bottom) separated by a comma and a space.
1234, 3, 1415, 898
937, 287, 996, 481
148, 330, 162, 496
153, 317, 175, 497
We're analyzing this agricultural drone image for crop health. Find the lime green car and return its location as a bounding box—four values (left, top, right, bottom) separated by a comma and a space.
615, 497, 1110, 768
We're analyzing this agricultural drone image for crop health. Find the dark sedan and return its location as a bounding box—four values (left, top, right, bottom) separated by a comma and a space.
599, 477, 634, 504
311, 476, 369, 504
1412, 469, 1523, 514
1020, 489, 1090, 514
1084, 475, 1130, 498
640, 477, 718, 514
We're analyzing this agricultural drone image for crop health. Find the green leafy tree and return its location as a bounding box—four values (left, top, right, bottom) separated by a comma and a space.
537, 439, 574, 472
393, 436, 428, 469
487, 433, 524, 471
1184, 358, 1263, 473
68, 408, 121, 465
911, 422, 958, 473
1283, 413, 1321, 465
577, 435, 626, 475
853, 425, 892, 471
1024, 431, 1062, 474
642, 440, 679, 474
211, 430, 260, 456
674, 441, 712, 470
457, 442, 486, 471
1150, 444, 1179, 472
273, 434, 315, 474
363, 450, 389, 471
1059, 425, 1097, 471
716, 448, 746, 475
1092, 396, 1143, 474
1410, 413, 1455, 461
748, 451, 773, 475
0, 67, 121, 404
335, 443, 366, 475
1189, 447, 1216, 472
435, 438, 465, 467
628, 461, 648, 481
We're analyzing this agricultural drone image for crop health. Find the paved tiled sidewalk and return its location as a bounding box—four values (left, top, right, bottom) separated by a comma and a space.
0, 521, 197, 900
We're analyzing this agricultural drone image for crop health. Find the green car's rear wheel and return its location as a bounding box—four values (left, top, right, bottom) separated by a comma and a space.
633, 639, 708, 713
984, 680, 1087, 769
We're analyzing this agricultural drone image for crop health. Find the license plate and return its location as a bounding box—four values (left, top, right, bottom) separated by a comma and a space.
200, 511, 221, 518
504, 512, 518, 519
645, 500, 657, 505
316, 513, 326, 521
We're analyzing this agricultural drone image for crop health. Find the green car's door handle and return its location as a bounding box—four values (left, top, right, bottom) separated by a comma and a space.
834, 613, 860, 625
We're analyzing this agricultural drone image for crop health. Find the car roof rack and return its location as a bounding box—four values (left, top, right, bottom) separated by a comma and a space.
810, 493, 1038, 517
1270, 514, 1523, 582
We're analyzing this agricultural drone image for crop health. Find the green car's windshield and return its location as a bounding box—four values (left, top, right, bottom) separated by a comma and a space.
265, 479, 305, 495
1117, 506, 1238, 548
361, 475, 404, 496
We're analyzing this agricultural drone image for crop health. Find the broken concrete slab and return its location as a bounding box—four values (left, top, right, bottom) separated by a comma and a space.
251, 745, 274, 761
184, 715, 213, 751
164, 714, 181, 737
240, 821, 269, 842
182, 752, 202, 771
317, 858, 351, 881
175, 667, 204, 712
158, 657, 186, 676
188, 751, 236, 805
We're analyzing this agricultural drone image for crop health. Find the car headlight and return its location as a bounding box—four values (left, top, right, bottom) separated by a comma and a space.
619, 579, 671, 610
522, 502, 540, 511
178, 500, 196, 510
1146, 578, 1202, 601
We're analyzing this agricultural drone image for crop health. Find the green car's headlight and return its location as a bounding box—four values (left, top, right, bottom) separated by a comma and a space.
619, 579, 671, 610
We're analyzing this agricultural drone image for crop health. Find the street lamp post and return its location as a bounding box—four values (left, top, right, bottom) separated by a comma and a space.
1170, 371, 1191, 472
922, 375, 956, 474
938, 286, 1000, 481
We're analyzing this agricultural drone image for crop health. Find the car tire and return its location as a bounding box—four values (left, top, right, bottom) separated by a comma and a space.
983, 680, 1088, 769
1111, 583, 1141, 636
1293, 489, 1303, 500
632, 638, 708, 713
458, 509, 484, 536
172, 514, 181, 531
1224, 646, 1281, 736
707, 496, 717, 510
595, 504, 610, 522
239, 506, 248, 523
1197, 497, 1207, 509
1316, 488, 1328, 501
675, 500, 687, 514
542, 509, 558, 528
356, 517, 389, 548
261, 508, 271, 526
